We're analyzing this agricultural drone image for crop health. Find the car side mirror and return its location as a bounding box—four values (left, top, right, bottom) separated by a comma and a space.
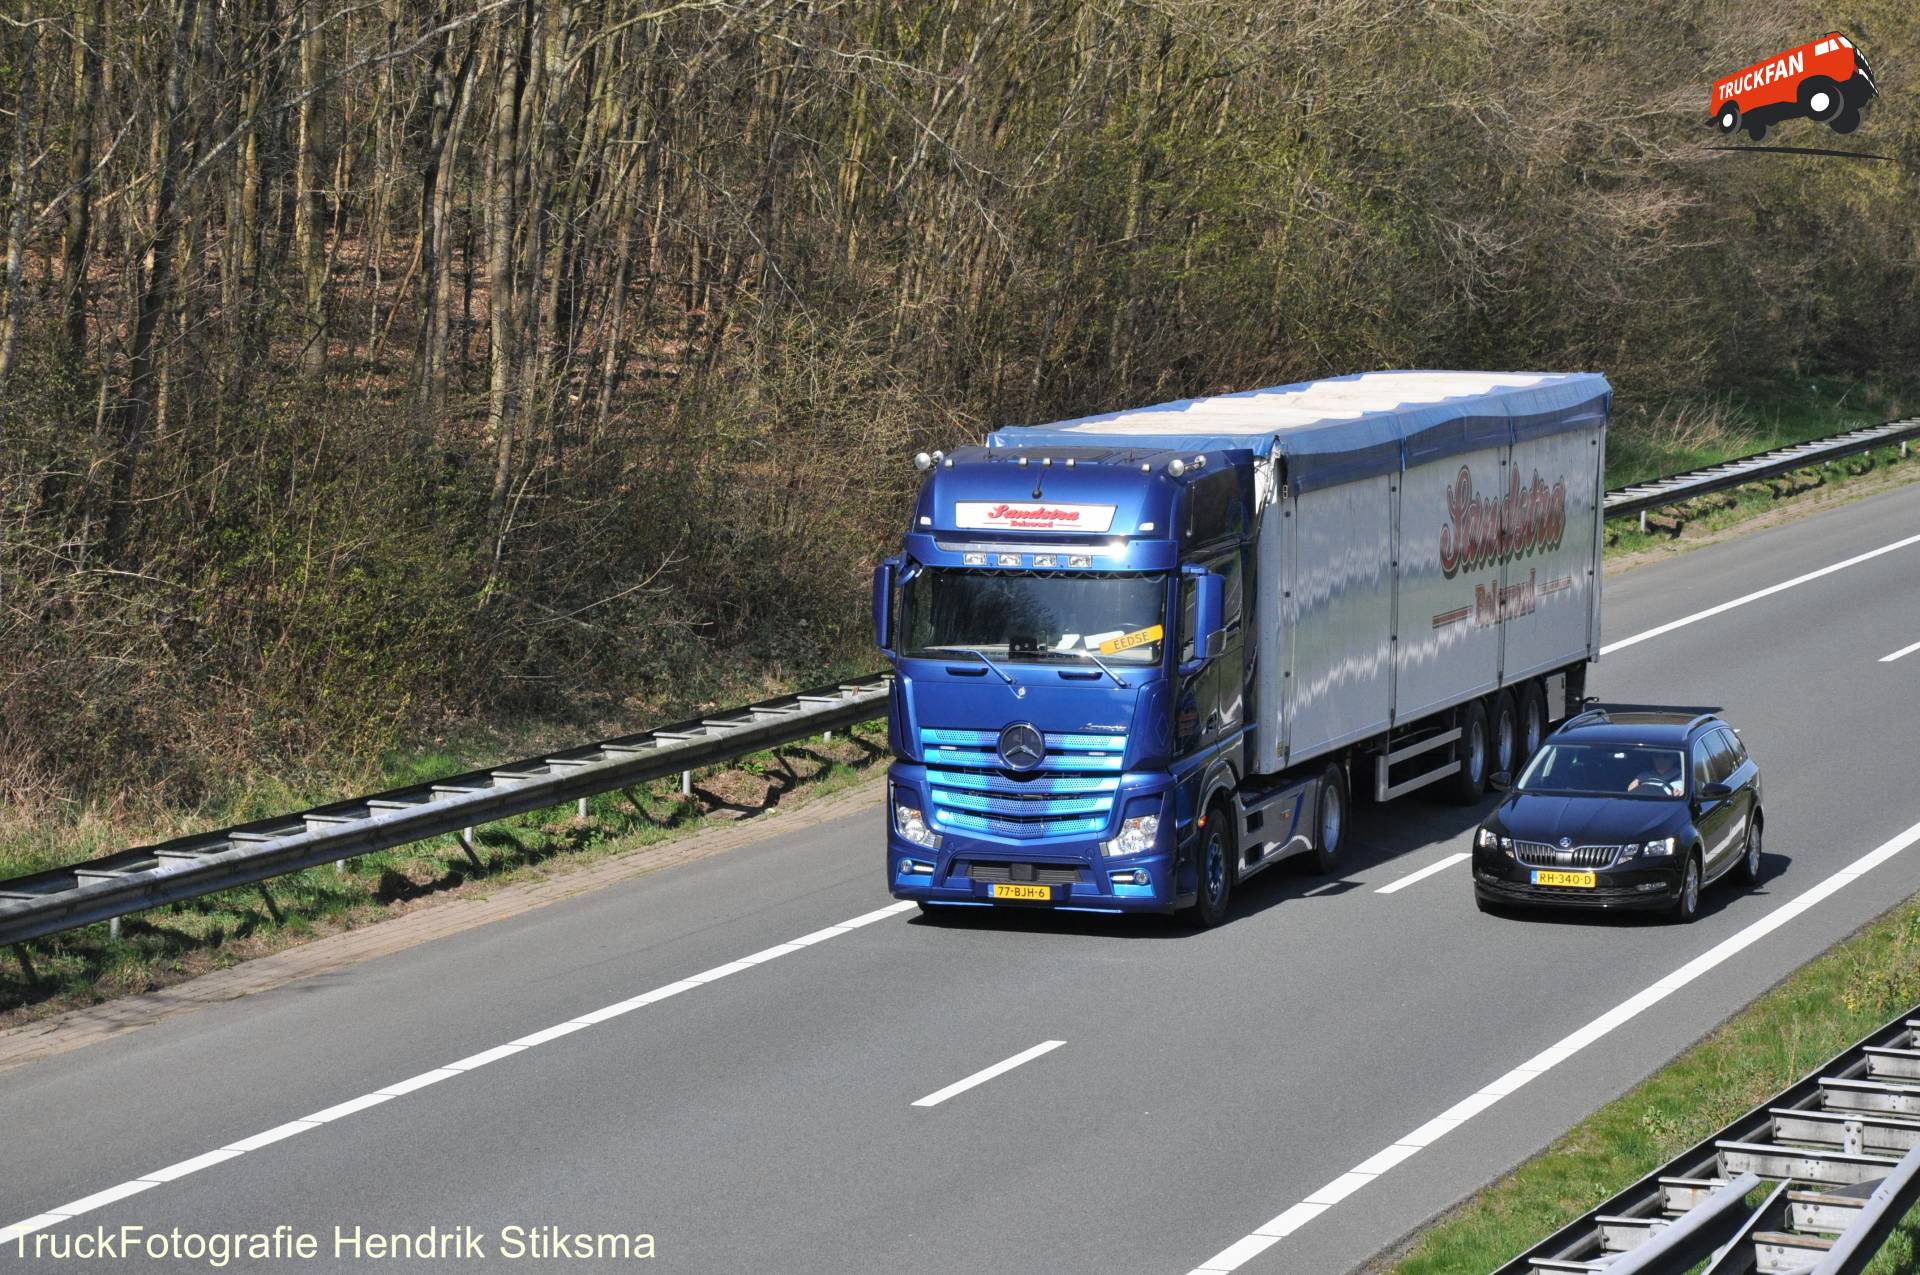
1489, 771, 1511, 792
1699, 781, 1732, 800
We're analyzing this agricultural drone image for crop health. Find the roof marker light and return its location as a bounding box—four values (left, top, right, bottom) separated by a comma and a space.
1065, 458, 1077, 468
913, 452, 933, 472
1139, 463, 1150, 473
1191, 455, 1207, 470
1019, 456, 1030, 467
1140, 521, 1155, 532
1042, 457, 1052, 466
1167, 459, 1187, 477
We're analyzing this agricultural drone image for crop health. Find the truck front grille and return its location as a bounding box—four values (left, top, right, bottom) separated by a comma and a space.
919, 729, 1127, 841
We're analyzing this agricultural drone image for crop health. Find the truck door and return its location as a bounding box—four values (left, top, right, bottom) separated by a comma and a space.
1174, 548, 1245, 759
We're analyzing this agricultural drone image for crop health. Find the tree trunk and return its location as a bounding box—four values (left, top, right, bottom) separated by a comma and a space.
0, 25, 37, 382
486, 7, 526, 529
62, 1, 102, 369
103, 0, 201, 562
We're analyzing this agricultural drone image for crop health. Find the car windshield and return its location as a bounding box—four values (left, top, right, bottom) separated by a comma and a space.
899, 569, 1167, 665
1516, 743, 1688, 798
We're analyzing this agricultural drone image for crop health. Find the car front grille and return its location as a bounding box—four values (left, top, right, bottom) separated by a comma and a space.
1515, 841, 1622, 869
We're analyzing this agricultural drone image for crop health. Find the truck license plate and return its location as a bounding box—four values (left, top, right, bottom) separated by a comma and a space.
1532, 870, 1596, 888
990, 883, 1053, 901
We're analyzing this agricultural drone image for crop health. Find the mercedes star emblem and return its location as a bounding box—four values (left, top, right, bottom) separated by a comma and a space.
997, 722, 1046, 771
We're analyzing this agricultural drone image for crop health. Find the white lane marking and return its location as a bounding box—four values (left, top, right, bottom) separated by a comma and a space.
1374, 852, 1470, 895
1881, 639, 1920, 664
912, 1040, 1066, 1108
1185, 813, 1920, 1273
1601, 530, 1920, 655
0, 899, 918, 1248
1302, 882, 1343, 897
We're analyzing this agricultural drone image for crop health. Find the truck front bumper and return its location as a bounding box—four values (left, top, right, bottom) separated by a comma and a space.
888, 838, 1181, 913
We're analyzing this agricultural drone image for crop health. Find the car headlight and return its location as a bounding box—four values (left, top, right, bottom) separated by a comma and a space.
1618, 843, 1640, 862
894, 803, 941, 849
1641, 836, 1678, 857
1101, 814, 1159, 858
1476, 828, 1513, 853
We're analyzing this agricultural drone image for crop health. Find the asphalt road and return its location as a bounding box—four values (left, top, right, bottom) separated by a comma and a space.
4, 482, 1920, 1275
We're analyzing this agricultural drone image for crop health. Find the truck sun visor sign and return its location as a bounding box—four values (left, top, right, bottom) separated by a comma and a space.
953, 502, 1118, 532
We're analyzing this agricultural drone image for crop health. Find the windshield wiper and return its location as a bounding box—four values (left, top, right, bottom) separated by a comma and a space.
924, 646, 1023, 696
1055, 647, 1131, 689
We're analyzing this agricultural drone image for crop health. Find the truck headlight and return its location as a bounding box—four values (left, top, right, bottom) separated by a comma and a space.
1641, 836, 1677, 857
1101, 814, 1159, 858
894, 803, 941, 850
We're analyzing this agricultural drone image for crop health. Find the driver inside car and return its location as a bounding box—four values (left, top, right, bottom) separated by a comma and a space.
1627, 751, 1684, 796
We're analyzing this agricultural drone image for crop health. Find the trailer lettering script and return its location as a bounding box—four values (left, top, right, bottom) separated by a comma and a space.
1438, 465, 1567, 579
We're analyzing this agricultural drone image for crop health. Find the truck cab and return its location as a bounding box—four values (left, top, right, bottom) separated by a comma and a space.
873, 446, 1252, 920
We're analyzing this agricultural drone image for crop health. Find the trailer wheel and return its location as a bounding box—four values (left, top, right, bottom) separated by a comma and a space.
1312, 762, 1349, 873
1799, 76, 1844, 123
1518, 681, 1548, 765
1715, 102, 1741, 135
1186, 802, 1236, 929
1490, 691, 1518, 782
1442, 700, 1489, 804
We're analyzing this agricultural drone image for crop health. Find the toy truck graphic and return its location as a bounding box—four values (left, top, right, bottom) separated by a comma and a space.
1711, 34, 1876, 141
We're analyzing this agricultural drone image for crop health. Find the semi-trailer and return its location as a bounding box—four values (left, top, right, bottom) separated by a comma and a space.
873, 370, 1611, 925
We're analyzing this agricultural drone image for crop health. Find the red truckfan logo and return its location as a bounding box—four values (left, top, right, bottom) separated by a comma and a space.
1439, 465, 1568, 579
1711, 33, 1876, 142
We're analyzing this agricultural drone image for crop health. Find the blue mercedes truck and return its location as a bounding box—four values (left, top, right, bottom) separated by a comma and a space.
873, 372, 1611, 925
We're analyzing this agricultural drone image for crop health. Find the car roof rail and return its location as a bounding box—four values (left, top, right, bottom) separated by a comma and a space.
1683, 712, 1721, 734
1560, 707, 1610, 730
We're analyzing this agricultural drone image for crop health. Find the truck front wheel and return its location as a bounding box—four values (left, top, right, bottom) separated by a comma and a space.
1313, 762, 1348, 873
1443, 700, 1490, 804
1187, 803, 1236, 929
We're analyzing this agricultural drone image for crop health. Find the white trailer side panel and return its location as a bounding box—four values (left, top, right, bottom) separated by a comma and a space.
1501, 423, 1605, 680
1393, 441, 1511, 722
1281, 474, 1395, 760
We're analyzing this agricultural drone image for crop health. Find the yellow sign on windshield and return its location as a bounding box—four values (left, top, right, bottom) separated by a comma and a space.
1099, 625, 1163, 655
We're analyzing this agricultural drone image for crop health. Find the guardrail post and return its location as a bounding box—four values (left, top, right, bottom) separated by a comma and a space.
1639, 510, 1648, 533
109, 917, 121, 942
681, 770, 691, 797
576, 797, 588, 819
1903, 441, 1910, 458
458, 827, 482, 871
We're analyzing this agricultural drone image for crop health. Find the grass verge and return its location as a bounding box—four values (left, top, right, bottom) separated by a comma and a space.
1376, 899, 1920, 1274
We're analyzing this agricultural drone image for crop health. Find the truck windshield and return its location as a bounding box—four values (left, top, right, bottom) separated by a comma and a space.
900, 569, 1167, 665
1516, 744, 1688, 798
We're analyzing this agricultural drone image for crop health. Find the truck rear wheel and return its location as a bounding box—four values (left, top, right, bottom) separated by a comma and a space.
1186, 803, 1236, 929
1442, 700, 1489, 804
1490, 691, 1518, 782
1312, 762, 1348, 873
1518, 680, 1548, 765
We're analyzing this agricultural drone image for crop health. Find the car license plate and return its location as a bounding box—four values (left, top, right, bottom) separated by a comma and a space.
1532, 869, 1596, 888
990, 883, 1053, 901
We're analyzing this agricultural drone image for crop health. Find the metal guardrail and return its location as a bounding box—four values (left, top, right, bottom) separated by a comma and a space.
0, 676, 890, 950
1604, 416, 1920, 522
1493, 1000, 1920, 1274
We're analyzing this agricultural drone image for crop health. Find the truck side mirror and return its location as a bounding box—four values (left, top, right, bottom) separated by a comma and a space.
1181, 568, 1225, 674
872, 558, 898, 653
